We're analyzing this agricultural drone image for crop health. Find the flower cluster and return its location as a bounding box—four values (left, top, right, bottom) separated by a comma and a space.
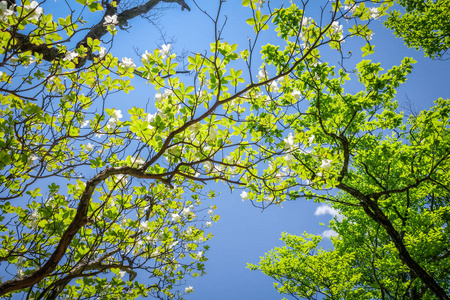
105, 109, 122, 133
119, 57, 136, 71
256, 69, 269, 81
24, 1, 43, 21
0, 1, 14, 22
103, 14, 119, 31
160, 44, 171, 59
64, 51, 78, 62
369, 7, 380, 20
29, 209, 39, 229
284, 133, 296, 150
331, 21, 344, 40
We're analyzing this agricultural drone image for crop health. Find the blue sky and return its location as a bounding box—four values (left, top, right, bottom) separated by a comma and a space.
43, 0, 450, 298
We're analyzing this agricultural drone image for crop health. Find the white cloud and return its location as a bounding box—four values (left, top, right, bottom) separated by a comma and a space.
315, 204, 343, 239
322, 229, 338, 238
314, 204, 343, 221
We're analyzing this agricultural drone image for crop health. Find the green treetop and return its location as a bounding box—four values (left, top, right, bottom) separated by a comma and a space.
385, 0, 450, 58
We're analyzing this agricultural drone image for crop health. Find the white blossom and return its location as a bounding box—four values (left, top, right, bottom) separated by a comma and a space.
284, 153, 295, 166
29, 209, 39, 229
196, 251, 203, 259
203, 161, 213, 173
284, 133, 295, 150
119, 270, 126, 278
164, 89, 173, 97
139, 221, 149, 231
111, 109, 123, 121
133, 155, 145, 166
81, 120, 89, 128
15, 256, 25, 267
116, 174, 128, 185
299, 16, 311, 27
185, 227, 193, 236
75, 182, 85, 192
185, 286, 194, 294
320, 159, 333, 170
120, 57, 135, 70
27, 155, 39, 167
63, 51, 78, 62
151, 248, 160, 258
85, 143, 94, 152
308, 134, 315, 145
269, 80, 279, 93
0, 1, 14, 22
311, 60, 321, 67
103, 15, 118, 25
343, 5, 356, 14
160, 44, 171, 59
256, 69, 268, 81
146, 112, 157, 123
142, 50, 152, 61
155, 91, 164, 103
264, 195, 274, 203
369, 7, 381, 20
199, 77, 209, 87
181, 208, 191, 218
17, 268, 24, 279
275, 171, 284, 180
292, 90, 302, 100
331, 21, 343, 37
190, 122, 203, 134
168, 240, 178, 249
24, 1, 43, 21
257, 0, 266, 9
206, 221, 212, 227
169, 213, 181, 222
24, 56, 35, 68
105, 121, 116, 132
98, 47, 107, 59
94, 132, 105, 139
207, 129, 217, 143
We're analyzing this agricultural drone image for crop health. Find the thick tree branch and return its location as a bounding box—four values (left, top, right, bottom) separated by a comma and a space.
0, 166, 166, 296
337, 182, 450, 300
9, 0, 191, 64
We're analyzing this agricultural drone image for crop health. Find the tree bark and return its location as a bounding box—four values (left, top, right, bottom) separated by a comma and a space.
337, 183, 450, 300
0, 166, 164, 296
8, 0, 191, 64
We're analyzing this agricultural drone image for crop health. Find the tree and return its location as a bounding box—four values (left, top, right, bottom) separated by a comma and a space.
2, 0, 447, 299
247, 2, 450, 299
384, 0, 450, 59
249, 97, 450, 298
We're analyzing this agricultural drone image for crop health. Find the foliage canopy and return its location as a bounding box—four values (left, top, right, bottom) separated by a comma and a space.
385, 0, 450, 59
0, 0, 449, 299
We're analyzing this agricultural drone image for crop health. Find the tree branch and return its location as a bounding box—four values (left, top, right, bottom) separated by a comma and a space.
9, 0, 191, 64
337, 182, 450, 300
0, 166, 166, 296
